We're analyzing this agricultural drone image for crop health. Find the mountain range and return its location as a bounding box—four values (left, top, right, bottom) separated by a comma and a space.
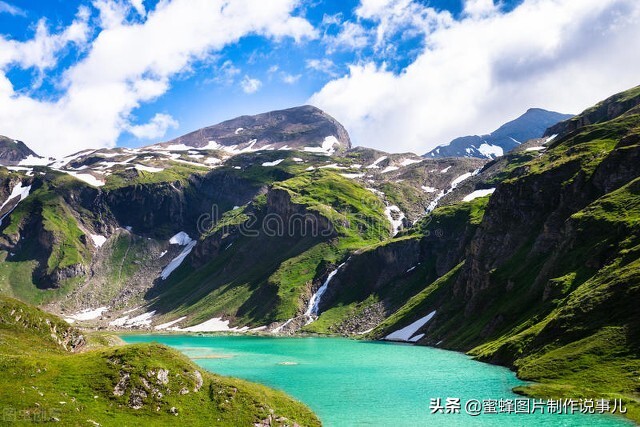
425, 108, 573, 159
1, 85, 639, 423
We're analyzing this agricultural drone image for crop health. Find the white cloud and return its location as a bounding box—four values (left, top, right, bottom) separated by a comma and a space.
463, 0, 498, 18
0, 1, 25, 16
127, 113, 178, 139
0, 9, 91, 72
355, 0, 450, 50
310, 0, 640, 154
240, 75, 262, 94
306, 58, 336, 75
205, 60, 241, 85
282, 73, 301, 84
325, 21, 369, 52
0, 0, 316, 157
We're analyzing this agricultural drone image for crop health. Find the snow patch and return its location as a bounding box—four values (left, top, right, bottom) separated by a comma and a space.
169, 231, 193, 246
385, 310, 436, 342
262, 159, 284, 167
544, 134, 558, 144
0, 182, 32, 225
440, 166, 452, 173
90, 234, 107, 247
67, 307, 109, 321
161, 241, 196, 280
366, 156, 387, 169
110, 311, 156, 328
421, 186, 437, 193
154, 317, 187, 330
400, 158, 422, 166
478, 143, 504, 158
525, 146, 546, 152
235, 127, 244, 134
385, 205, 405, 236
135, 164, 164, 173
64, 171, 105, 187
463, 188, 496, 202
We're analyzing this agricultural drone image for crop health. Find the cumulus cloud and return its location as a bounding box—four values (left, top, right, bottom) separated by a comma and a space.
0, 0, 316, 157
127, 113, 178, 139
240, 75, 262, 94
0, 8, 91, 72
310, 0, 640, 154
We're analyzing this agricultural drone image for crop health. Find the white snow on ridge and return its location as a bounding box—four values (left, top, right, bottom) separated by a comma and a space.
381, 166, 399, 173
262, 159, 284, 167
67, 307, 109, 321
478, 143, 504, 158
385, 310, 436, 342
0, 182, 32, 225
90, 234, 107, 247
451, 172, 473, 187
235, 127, 244, 134
64, 171, 105, 187
169, 231, 193, 246
440, 166, 452, 173
525, 146, 546, 152
544, 134, 558, 144
366, 156, 387, 169
463, 188, 496, 202
304, 136, 340, 155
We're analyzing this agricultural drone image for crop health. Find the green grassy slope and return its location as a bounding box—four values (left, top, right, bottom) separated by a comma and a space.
371, 86, 640, 424
0, 295, 320, 426
149, 169, 390, 327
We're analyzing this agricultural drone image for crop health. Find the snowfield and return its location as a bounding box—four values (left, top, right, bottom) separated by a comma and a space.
384, 310, 437, 342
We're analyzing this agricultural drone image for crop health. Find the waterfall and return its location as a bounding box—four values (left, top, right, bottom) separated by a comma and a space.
304, 263, 345, 324
272, 261, 348, 332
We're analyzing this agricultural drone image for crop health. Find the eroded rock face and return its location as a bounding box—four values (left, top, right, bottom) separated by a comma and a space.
161, 105, 351, 153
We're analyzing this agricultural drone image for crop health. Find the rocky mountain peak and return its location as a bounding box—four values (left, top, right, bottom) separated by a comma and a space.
0, 135, 41, 166
154, 105, 351, 156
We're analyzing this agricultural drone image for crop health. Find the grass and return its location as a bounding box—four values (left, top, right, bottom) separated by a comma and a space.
0, 295, 320, 426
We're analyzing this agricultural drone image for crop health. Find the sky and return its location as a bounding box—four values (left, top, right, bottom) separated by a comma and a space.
1, 0, 639, 157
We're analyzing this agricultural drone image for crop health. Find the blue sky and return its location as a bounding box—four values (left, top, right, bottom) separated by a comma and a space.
1, 0, 639, 157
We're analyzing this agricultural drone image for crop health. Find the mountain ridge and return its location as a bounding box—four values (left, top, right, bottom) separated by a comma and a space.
425, 108, 573, 159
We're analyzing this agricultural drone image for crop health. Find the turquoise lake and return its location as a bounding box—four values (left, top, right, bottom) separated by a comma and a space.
122, 335, 631, 426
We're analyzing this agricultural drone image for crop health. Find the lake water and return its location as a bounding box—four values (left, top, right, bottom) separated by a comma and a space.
122, 335, 630, 426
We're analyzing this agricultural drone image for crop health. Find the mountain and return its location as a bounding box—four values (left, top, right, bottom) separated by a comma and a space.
1, 88, 639, 424
0, 135, 42, 165
356, 84, 640, 421
425, 108, 573, 159
160, 104, 351, 155
0, 105, 484, 321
